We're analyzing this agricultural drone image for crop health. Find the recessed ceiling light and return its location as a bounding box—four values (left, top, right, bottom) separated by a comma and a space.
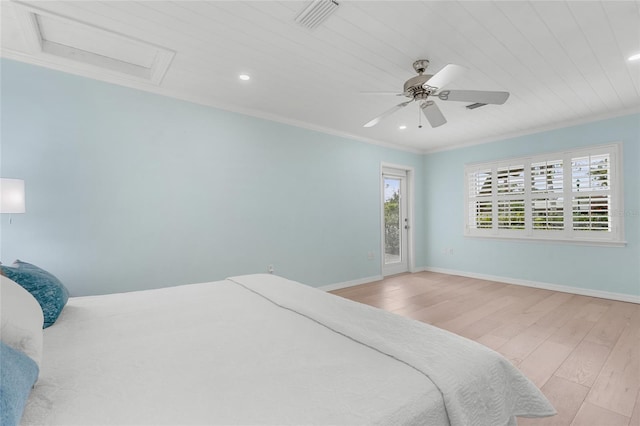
399, 125, 407, 130
628, 53, 640, 62
239, 74, 251, 81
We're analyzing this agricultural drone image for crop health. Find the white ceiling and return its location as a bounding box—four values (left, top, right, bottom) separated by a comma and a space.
2, 1, 639, 153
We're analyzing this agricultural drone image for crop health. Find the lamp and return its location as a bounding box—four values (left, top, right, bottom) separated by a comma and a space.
0, 178, 26, 214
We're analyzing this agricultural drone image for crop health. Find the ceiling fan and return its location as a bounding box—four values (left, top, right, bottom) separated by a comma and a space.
363, 59, 509, 128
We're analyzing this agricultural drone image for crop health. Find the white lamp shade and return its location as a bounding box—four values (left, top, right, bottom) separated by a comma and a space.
0, 178, 26, 213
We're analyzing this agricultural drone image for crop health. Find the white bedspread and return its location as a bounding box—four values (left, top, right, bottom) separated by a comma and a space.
22, 274, 553, 425
230, 274, 555, 426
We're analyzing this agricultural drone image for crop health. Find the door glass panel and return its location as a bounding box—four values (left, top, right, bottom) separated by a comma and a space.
384, 177, 401, 265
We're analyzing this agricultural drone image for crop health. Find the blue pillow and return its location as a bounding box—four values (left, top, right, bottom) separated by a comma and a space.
0, 261, 69, 328
0, 342, 39, 426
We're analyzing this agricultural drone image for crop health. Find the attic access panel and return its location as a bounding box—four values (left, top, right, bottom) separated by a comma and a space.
13, 3, 174, 85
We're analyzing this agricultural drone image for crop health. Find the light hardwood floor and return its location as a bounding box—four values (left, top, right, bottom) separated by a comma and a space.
330, 271, 640, 426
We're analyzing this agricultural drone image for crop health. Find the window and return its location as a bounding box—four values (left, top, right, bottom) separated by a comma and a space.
465, 144, 624, 245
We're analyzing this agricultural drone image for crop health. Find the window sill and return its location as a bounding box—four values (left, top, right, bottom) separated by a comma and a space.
464, 234, 627, 247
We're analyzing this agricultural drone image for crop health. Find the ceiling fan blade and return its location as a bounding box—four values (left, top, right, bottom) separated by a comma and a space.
363, 100, 413, 127
420, 101, 447, 128
423, 64, 467, 90
437, 90, 510, 105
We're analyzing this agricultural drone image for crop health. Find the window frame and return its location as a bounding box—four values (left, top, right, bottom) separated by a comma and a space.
464, 143, 625, 246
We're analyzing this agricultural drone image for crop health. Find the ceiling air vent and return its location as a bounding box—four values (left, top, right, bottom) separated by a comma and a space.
295, 0, 340, 30
466, 103, 488, 110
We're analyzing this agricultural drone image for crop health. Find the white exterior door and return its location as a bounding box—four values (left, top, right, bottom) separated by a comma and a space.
382, 167, 409, 276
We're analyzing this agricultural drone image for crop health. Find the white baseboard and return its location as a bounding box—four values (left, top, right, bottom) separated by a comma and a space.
319, 275, 384, 292
423, 267, 640, 304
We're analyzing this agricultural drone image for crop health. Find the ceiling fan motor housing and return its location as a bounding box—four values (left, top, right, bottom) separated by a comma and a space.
404, 74, 435, 99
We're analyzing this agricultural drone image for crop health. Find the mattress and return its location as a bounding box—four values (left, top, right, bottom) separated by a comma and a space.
22, 274, 554, 425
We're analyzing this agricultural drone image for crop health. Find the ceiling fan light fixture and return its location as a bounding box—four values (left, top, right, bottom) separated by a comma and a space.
295, 0, 339, 30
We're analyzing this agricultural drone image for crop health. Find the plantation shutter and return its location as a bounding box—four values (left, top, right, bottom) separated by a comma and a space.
531, 160, 564, 231
463, 143, 622, 244
571, 153, 610, 232
467, 168, 493, 230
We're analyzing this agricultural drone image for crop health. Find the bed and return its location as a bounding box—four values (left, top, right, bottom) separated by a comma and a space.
2, 271, 555, 425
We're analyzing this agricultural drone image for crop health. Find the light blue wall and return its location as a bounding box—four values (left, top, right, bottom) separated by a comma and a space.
3, 58, 637, 298
423, 113, 640, 297
0, 59, 425, 296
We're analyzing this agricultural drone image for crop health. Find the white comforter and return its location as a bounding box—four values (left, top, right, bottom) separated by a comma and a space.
22, 274, 554, 425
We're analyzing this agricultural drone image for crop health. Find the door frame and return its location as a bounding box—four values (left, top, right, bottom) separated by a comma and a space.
380, 162, 415, 276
